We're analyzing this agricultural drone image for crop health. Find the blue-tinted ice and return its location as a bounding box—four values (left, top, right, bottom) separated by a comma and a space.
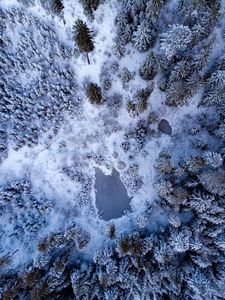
95, 168, 131, 220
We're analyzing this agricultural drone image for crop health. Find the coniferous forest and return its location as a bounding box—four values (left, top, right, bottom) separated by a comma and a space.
0, 0, 225, 299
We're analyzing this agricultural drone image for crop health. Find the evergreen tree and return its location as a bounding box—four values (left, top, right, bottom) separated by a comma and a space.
201, 70, 225, 106
203, 151, 223, 169
119, 24, 133, 45
53, 0, 64, 15
132, 20, 156, 52
199, 170, 225, 196
73, 19, 94, 64
191, 36, 215, 71
81, 0, 100, 17
160, 24, 192, 60
139, 51, 158, 80
205, 0, 221, 21
86, 82, 102, 104
165, 74, 200, 106
146, 0, 165, 23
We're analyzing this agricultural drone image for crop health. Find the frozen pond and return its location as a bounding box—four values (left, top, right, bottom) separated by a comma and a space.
95, 168, 131, 220
158, 119, 172, 135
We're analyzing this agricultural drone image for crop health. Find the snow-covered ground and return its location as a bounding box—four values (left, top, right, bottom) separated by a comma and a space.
0, 0, 222, 268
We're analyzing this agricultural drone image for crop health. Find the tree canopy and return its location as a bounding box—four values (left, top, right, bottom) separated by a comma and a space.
73, 19, 94, 64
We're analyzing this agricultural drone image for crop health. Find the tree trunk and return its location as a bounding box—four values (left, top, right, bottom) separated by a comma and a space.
86, 52, 90, 65
9, 249, 19, 257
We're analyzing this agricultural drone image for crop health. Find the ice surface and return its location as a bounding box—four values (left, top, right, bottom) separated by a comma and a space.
95, 168, 131, 220
158, 119, 172, 135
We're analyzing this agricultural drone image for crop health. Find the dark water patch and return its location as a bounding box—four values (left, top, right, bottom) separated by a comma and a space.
95, 168, 131, 221
158, 119, 172, 135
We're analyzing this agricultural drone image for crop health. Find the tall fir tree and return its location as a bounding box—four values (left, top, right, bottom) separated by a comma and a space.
73, 19, 94, 64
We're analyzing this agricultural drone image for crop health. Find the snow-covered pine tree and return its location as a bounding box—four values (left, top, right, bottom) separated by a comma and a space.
132, 20, 156, 52
201, 70, 225, 106
146, 0, 165, 24
191, 36, 215, 71
160, 24, 192, 60
139, 51, 158, 80
199, 170, 225, 196
165, 76, 198, 106
203, 151, 223, 169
